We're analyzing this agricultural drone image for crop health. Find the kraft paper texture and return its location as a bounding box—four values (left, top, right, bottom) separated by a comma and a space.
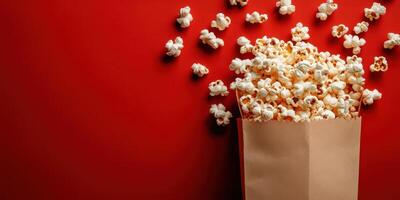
238, 118, 362, 200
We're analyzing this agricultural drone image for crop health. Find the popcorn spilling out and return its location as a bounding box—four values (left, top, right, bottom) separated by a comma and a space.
343, 34, 366, 55
331, 24, 349, 38
370, 56, 388, 72
383, 33, 400, 49
229, 36, 382, 122
211, 13, 231, 31
276, 0, 296, 15
165, 36, 184, 57
229, 0, 249, 7
246, 12, 268, 24
209, 80, 229, 96
176, 6, 193, 28
353, 21, 369, 34
364, 2, 386, 21
291, 23, 310, 42
362, 89, 382, 106
316, 0, 338, 21
199, 29, 224, 49
237, 36, 254, 54
191, 63, 209, 77
210, 104, 233, 126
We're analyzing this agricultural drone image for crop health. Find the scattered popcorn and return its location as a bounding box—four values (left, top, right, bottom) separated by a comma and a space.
229, 58, 252, 74
209, 104, 233, 126
209, 80, 229, 96
362, 89, 382, 105
246, 12, 268, 24
211, 13, 231, 31
237, 36, 254, 54
316, 0, 338, 21
364, 2, 386, 21
176, 6, 193, 28
369, 56, 388, 72
343, 34, 366, 55
165, 36, 184, 57
353, 21, 369, 34
199, 29, 224, 49
191, 63, 209, 77
229, 0, 249, 7
383, 33, 400, 49
291, 23, 310, 42
331, 24, 349, 38
276, 0, 296, 15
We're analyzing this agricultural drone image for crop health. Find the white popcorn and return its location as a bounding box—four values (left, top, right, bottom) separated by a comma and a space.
237, 36, 254, 54
165, 36, 184, 57
246, 12, 268, 24
343, 34, 366, 55
209, 104, 232, 126
229, 58, 252, 74
383, 33, 400, 49
191, 63, 209, 77
211, 13, 231, 31
229, 0, 249, 7
176, 6, 193, 28
276, 0, 296, 15
199, 29, 224, 49
353, 21, 369, 34
369, 56, 388, 72
291, 23, 310, 42
209, 80, 229, 96
316, 0, 338, 21
362, 89, 382, 105
331, 24, 349, 38
321, 109, 336, 119
364, 2, 386, 21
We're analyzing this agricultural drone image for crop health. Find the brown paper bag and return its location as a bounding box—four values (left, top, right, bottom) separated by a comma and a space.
237, 118, 361, 200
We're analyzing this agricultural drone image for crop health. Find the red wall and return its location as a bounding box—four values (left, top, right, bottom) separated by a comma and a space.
1, 0, 399, 199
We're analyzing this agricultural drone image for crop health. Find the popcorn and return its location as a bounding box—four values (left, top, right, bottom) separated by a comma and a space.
331, 24, 349, 38
165, 36, 184, 57
199, 29, 224, 49
362, 89, 382, 105
316, 0, 338, 21
343, 34, 366, 55
209, 80, 229, 96
276, 0, 296, 15
291, 23, 310, 42
369, 56, 388, 72
364, 2, 386, 21
237, 36, 254, 54
211, 13, 231, 31
176, 6, 193, 28
229, 0, 249, 7
383, 33, 400, 49
246, 12, 268, 24
353, 21, 369, 34
191, 63, 209, 77
209, 104, 232, 126
229, 58, 252, 74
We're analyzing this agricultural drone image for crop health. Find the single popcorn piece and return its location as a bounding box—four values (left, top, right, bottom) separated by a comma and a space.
276, 0, 296, 15
191, 63, 209, 77
245, 12, 268, 24
331, 24, 349, 38
369, 56, 388, 72
199, 29, 224, 49
291, 22, 310, 42
343, 34, 366, 55
316, 0, 338, 21
209, 104, 233, 126
364, 2, 386, 21
229, 58, 252, 74
176, 6, 193, 28
362, 89, 382, 105
209, 80, 229, 96
229, 0, 249, 7
353, 21, 369, 34
165, 36, 184, 57
237, 36, 254, 54
383, 33, 400, 49
211, 13, 231, 31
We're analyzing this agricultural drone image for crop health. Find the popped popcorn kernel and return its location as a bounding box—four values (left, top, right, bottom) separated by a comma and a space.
165, 36, 184, 57
245, 12, 268, 24
362, 89, 382, 105
291, 23, 310, 42
343, 34, 366, 55
199, 29, 224, 49
369, 56, 388, 72
209, 104, 232, 126
276, 0, 295, 15
383, 33, 400, 49
353, 21, 369, 34
316, 0, 338, 21
211, 13, 231, 31
237, 36, 254, 54
176, 6, 193, 28
364, 2, 386, 21
331, 24, 349, 38
209, 80, 229, 96
191, 63, 209, 77
230, 0, 249, 7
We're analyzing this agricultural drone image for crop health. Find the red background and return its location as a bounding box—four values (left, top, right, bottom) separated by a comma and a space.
1, 0, 399, 199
